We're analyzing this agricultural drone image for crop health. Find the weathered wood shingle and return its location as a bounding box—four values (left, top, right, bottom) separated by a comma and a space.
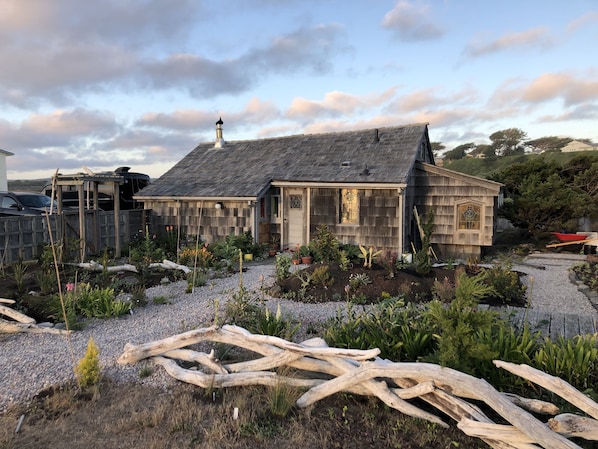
139, 123, 429, 198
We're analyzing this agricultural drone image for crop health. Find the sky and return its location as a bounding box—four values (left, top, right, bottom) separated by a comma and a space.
1, 0, 597, 180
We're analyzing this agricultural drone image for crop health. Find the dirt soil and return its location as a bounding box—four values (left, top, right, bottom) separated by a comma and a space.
0, 380, 483, 449
276, 262, 526, 307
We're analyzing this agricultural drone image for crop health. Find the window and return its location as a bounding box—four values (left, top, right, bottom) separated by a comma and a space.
457, 202, 481, 230
340, 188, 358, 224
290, 194, 302, 209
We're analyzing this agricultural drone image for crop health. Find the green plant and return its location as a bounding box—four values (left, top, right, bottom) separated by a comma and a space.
571, 261, 598, 292
348, 272, 371, 291
268, 373, 298, 418
311, 265, 333, 287
152, 295, 170, 305
186, 269, 208, 290
483, 260, 527, 305
12, 260, 28, 295
532, 334, 598, 391
130, 285, 148, 307
298, 245, 310, 257
274, 254, 291, 281
250, 304, 300, 341
74, 283, 132, 319
424, 272, 500, 374
358, 245, 382, 268
338, 250, 351, 271
75, 336, 101, 388
431, 276, 455, 302
414, 210, 434, 275
312, 225, 340, 263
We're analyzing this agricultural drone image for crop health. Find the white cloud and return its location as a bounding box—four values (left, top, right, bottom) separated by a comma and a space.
463, 27, 553, 59
381, 1, 444, 41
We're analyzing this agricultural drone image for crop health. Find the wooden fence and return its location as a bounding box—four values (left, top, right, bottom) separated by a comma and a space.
0, 210, 147, 265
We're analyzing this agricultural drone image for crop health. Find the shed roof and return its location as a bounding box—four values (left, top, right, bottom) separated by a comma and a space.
138, 123, 431, 199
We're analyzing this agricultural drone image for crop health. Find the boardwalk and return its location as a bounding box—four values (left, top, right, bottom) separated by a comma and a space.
492, 306, 598, 339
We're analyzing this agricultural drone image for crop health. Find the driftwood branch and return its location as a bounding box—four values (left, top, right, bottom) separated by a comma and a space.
119, 325, 598, 449
0, 318, 71, 335
71, 259, 191, 274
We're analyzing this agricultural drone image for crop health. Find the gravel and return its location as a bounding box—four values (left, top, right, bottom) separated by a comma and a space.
1, 255, 596, 413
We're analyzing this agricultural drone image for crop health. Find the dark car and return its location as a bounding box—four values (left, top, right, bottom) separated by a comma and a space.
0, 191, 56, 216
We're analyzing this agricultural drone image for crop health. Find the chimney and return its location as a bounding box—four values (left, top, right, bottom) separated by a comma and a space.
215, 117, 224, 148
374, 128, 379, 143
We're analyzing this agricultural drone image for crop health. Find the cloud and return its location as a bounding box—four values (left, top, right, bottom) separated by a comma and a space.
537, 103, 598, 122
137, 98, 280, 132
491, 71, 598, 108
286, 88, 397, 120
566, 11, 598, 33
381, 1, 444, 41
463, 27, 553, 59
0, 2, 345, 108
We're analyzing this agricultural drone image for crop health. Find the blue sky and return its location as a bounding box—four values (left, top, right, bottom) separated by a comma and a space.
1, 0, 597, 179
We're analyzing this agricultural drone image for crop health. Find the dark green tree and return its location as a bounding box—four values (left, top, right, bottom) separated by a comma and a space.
443, 142, 475, 161
489, 128, 527, 157
527, 136, 571, 153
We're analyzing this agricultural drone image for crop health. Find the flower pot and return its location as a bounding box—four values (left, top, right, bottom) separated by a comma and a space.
268, 250, 277, 257
292, 258, 301, 265
301, 256, 313, 264
243, 253, 253, 262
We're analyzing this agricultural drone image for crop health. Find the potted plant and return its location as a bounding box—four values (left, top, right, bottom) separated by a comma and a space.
299, 244, 313, 264
268, 235, 280, 257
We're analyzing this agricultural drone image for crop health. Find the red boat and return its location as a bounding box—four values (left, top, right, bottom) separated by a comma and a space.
550, 232, 588, 243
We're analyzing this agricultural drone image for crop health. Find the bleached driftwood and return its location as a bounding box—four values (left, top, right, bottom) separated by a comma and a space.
72, 259, 191, 274
548, 413, 598, 440
73, 261, 138, 273
494, 360, 598, 420
118, 325, 598, 449
0, 298, 16, 304
0, 303, 70, 335
0, 318, 71, 335
0, 304, 36, 324
149, 260, 191, 273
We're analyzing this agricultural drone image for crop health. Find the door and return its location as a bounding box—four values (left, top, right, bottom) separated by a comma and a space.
287, 188, 305, 248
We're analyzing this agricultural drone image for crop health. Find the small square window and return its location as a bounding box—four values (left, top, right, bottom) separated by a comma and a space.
290, 194, 302, 209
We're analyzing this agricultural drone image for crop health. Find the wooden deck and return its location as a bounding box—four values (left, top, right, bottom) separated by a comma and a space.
484, 306, 598, 339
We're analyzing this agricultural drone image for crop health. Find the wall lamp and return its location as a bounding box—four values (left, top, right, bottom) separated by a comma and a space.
215, 202, 224, 209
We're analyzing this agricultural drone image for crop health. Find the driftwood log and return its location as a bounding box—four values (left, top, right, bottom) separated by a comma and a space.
0, 301, 71, 335
71, 259, 190, 274
118, 324, 598, 449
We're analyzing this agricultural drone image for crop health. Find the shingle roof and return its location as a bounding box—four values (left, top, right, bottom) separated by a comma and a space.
138, 123, 430, 198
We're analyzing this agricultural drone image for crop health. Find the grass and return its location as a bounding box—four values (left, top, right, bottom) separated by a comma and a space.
0, 380, 484, 449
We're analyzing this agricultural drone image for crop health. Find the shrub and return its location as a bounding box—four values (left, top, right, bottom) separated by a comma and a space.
312, 225, 340, 263
249, 303, 300, 340
483, 261, 527, 305
275, 254, 292, 282
533, 334, 598, 391
69, 283, 131, 319
179, 245, 214, 268
571, 261, 598, 292
75, 337, 101, 388
311, 265, 334, 288
431, 276, 455, 302
348, 272, 371, 291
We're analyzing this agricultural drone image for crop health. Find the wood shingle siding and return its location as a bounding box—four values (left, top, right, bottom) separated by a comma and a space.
136, 123, 502, 258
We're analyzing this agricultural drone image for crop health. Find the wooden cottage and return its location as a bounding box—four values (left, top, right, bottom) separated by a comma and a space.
136, 121, 502, 259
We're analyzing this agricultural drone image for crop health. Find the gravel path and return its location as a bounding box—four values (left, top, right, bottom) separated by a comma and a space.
1, 255, 596, 413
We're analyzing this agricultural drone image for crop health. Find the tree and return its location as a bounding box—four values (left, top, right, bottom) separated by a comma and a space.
443, 142, 475, 161
430, 141, 445, 157
491, 156, 595, 235
489, 128, 527, 157
527, 136, 571, 153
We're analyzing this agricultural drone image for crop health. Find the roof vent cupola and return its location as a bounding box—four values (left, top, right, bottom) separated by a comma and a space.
215, 117, 225, 148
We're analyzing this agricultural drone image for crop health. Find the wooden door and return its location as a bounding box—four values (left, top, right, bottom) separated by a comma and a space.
287, 189, 305, 248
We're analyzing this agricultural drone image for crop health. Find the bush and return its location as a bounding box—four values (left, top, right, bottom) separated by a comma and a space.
66, 283, 131, 319
275, 254, 292, 282
75, 337, 101, 388
483, 261, 527, 305
312, 225, 340, 263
